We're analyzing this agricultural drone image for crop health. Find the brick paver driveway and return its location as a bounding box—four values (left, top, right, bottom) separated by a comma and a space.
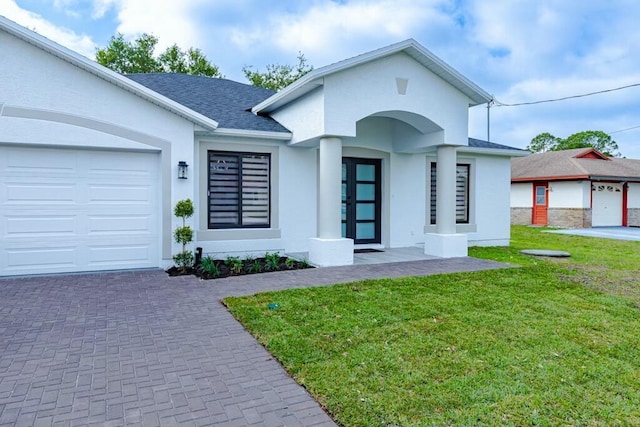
0, 257, 508, 426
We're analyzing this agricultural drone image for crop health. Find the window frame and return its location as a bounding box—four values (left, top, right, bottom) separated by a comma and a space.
207, 150, 271, 229
429, 162, 471, 225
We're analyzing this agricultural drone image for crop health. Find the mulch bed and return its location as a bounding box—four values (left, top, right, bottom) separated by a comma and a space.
166, 256, 313, 280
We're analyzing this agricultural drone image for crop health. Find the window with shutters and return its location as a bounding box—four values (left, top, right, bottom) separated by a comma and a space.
208, 151, 270, 228
430, 163, 470, 225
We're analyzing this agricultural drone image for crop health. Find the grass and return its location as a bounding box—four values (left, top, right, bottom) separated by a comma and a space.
223, 226, 640, 426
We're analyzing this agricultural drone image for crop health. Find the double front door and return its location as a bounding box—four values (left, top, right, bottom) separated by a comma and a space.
341, 158, 381, 244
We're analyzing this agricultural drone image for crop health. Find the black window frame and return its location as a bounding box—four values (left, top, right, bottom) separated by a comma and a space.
208, 151, 271, 229
430, 162, 470, 225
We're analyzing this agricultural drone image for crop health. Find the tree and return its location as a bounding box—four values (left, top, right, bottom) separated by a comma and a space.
96, 33, 223, 77
526, 132, 562, 153
243, 52, 313, 91
527, 130, 620, 157
558, 131, 620, 157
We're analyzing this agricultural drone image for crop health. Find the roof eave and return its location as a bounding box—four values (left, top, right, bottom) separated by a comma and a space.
511, 175, 590, 182
204, 127, 292, 141
590, 175, 640, 182
458, 146, 529, 157
253, 39, 492, 114
0, 16, 219, 132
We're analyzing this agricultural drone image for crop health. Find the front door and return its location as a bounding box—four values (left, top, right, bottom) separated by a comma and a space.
341, 158, 382, 244
532, 183, 548, 225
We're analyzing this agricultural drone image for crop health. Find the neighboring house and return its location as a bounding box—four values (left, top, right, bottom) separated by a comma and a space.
511, 148, 640, 228
0, 16, 526, 277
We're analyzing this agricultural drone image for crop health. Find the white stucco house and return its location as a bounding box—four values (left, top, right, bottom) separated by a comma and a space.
0, 15, 527, 277
511, 148, 640, 228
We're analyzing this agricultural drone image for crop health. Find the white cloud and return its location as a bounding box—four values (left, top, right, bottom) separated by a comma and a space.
229, 0, 447, 64
95, 0, 208, 51
0, 0, 97, 57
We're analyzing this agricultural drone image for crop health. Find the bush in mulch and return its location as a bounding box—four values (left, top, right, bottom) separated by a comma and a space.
166, 252, 313, 280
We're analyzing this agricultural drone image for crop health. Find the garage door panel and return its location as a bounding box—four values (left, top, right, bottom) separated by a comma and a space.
5, 246, 77, 271
1, 146, 160, 276
6, 182, 78, 204
88, 214, 152, 235
5, 215, 77, 237
88, 184, 153, 204
3, 148, 79, 175
88, 244, 154, 266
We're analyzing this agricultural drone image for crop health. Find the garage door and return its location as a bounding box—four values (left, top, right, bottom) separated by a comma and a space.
0, 146, 160, 276
592, 183, 623, 226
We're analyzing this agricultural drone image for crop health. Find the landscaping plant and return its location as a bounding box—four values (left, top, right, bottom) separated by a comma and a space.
172, 199, 194, 271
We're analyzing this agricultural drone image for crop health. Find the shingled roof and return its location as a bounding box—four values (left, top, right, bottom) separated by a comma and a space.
125, 73, 290, 133
468, 137, 527, 152
512, 148, 640, 182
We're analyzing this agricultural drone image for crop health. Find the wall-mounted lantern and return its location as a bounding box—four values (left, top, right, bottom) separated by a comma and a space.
178, 161, 189, 179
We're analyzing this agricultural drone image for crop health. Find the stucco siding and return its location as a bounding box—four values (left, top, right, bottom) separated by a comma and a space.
511, 182, 532, 207
470, 155, 512, 245
549, 181, 589, 208
323, 52, 470, 145
628, 183, 640, 209
269, 87, 324, 144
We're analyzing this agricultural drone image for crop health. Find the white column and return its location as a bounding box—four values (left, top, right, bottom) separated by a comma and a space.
317, 137, 342, 238
436, 145, 457, 234
424, 144, 468, 258
309, 136, 354, 266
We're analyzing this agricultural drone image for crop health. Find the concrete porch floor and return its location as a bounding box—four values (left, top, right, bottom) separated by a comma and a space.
289, 246, 439, 266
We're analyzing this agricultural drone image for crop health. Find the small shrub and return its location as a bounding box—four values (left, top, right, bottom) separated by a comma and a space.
264, 251, 280, 271
173, 250, 194, 269
201, 256, 219, 277
172, 199, 194, 271
225, 256, 243, 275
285, 258, 296, 269
173, 226, 193, 244
300, 258, 310, 268
249, 260, 262, 273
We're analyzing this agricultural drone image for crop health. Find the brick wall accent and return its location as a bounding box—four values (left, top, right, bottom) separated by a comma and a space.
548, 208, 591, 228
511, 207, 532, 225
628, 208, 640, 227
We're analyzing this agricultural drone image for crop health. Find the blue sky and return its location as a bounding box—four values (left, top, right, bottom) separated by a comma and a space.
2, 0, 640, 157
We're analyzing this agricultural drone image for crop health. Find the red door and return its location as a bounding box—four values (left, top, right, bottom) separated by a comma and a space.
532, 183, 548, 225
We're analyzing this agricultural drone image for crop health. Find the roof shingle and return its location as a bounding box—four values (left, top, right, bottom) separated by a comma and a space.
512, 148, 640, 180
124, 73, 290, 133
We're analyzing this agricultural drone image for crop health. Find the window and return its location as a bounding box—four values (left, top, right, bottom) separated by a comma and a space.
208, 151, 270, 228
430, 163, 469, 225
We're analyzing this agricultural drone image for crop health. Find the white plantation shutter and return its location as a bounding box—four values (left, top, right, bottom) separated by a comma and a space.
209, 152, 270, 228
430, 163, 469, 225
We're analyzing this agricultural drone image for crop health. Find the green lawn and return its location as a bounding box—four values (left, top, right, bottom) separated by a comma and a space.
223, 226, 640, 426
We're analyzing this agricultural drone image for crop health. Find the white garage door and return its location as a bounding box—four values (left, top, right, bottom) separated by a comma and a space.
0, 146, 160, 276
592, 183, 623, 226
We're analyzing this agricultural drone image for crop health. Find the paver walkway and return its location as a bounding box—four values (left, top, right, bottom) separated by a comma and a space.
0, 257, 509, 426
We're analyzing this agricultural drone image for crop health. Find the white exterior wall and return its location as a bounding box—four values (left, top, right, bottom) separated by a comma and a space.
323, 53, 470, 145
511, 183, 533, 207
0, 30, 196, 266
548, 181, 589, 208
194, 137, 317, 257
627, 183, 640, 208
270, 88, 324, 144
469, 155, 512, 246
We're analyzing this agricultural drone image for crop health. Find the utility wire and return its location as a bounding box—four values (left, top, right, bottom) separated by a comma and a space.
493, 82, 640, 107
609, 124, 640, 134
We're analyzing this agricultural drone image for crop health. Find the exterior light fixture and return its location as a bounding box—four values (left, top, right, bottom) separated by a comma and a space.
178, 161, 189, 179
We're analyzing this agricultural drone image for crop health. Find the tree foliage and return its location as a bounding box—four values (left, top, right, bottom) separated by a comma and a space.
242, 52, 313, 91
527, 130, 620, 157
96, 33, 223, 77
